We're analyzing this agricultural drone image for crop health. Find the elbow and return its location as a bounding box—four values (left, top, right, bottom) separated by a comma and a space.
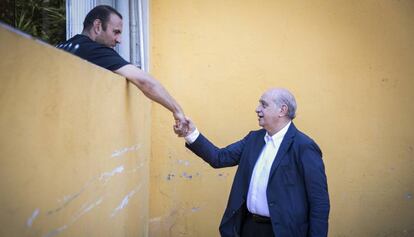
200, 157, 221, 169
209, 163, 220, 169
208, 159, 223, 169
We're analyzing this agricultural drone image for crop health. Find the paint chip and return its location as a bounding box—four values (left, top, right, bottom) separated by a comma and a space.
27, 208, 40, 227
177, 160, 190, 166
43, 225, 68, 237
99, 165, 124, 183
191, 207, 201, 212
111, 144, 141, 158
72, 198, 103, 221
111, 185, 142, 218
182, 172, 193, 179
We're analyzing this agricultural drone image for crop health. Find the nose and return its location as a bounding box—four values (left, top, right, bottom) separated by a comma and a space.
255, 105, 261, 113
115, 35, 122, 45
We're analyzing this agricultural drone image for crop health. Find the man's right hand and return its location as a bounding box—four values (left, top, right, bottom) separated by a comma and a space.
174, 117, 195, 137
173, 112, 189, 137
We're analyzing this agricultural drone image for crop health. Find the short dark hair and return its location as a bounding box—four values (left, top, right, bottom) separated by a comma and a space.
83, 5, 122, 31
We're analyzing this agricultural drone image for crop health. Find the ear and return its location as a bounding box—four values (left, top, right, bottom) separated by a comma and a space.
280, 104, 289, 117
92, 19, 102, 34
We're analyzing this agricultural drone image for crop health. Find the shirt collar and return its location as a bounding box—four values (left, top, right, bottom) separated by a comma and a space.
264, 121, 291, 146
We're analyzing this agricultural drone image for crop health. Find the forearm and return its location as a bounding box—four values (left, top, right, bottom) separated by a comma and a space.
115, 64, 184, 115
136, 76, 183, 115
186, 133, 248, 168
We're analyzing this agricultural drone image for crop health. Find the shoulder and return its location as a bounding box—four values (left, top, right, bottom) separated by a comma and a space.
57, 34, 116, 57
246, 129, 266, 138
239, 129, 265, 144
58, 35, 129, 71
291, 126, 322, 153
294, 129, 316, 144
56, 35, 89, 51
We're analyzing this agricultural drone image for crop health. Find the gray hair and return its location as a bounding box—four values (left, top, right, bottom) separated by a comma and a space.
270, 88, 297, 119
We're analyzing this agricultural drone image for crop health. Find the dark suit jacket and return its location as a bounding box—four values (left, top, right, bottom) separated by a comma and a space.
186, 123, 330, 237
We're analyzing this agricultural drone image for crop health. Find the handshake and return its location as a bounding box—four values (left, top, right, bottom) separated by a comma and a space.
173, 115, 196, 138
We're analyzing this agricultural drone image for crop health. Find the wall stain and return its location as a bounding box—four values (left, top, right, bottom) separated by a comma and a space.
166, 173, 175, 180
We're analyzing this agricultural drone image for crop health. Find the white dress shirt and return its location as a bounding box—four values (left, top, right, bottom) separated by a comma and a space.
184, 122, 291, 217
184, 128, 200, 144
247, 122, 291, 217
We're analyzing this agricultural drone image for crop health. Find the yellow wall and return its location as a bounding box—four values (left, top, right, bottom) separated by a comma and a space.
1, 0, 414, 236
0, 25, 151, 237
149, 0, 414, 236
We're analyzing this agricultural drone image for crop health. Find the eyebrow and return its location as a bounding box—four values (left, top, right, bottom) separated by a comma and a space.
259, 99, 268, 105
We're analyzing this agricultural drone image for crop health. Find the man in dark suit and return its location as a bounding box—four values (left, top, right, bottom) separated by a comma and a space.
174, 88, 330, 237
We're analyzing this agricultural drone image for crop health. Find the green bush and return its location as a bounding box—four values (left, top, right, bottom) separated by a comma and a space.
0, 0, 66, 45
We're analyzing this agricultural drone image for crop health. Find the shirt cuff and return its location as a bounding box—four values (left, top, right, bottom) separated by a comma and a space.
185, 128, 200, 144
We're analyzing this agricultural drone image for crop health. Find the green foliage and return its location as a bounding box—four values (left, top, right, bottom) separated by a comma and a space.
0, 0, 66, 45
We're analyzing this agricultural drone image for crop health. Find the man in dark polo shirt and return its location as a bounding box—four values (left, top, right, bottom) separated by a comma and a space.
58, 5, 188, 134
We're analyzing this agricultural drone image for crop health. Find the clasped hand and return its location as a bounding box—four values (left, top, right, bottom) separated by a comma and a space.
173, 117, 195, 137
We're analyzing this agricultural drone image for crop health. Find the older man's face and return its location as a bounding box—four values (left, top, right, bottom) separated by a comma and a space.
255, 91, 281, 132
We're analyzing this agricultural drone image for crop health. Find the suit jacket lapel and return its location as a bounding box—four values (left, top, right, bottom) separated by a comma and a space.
269, 123, 297, 179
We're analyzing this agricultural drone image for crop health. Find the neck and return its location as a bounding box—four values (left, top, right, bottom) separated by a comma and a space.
267, 120, 291, 136
81, 30, 95, 41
